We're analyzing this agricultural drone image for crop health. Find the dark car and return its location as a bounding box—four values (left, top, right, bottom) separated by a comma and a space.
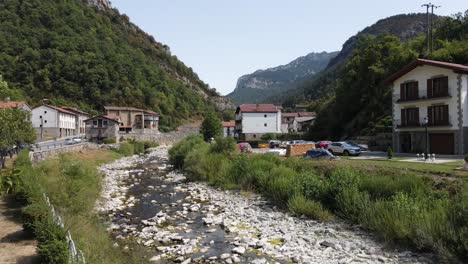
268, 140, 281, 148
304, 148, 338, 160
345, 141, 369, 151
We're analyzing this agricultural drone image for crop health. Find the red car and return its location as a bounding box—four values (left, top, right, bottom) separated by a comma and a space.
237, 142, 253, 153
316, 141, 331, 149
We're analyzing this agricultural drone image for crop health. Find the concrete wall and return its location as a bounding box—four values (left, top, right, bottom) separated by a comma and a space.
30, 143, 99, 162
241, 112, 281, 134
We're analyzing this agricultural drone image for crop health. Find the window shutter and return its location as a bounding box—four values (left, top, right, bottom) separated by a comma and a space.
414, 81, 419, 98
400, 83, 406, 101
428, 106, 433, 125
442, 76, 449, 93
401, 109, 406, 126
415, 108, 420, 126
427, 79, 433, 98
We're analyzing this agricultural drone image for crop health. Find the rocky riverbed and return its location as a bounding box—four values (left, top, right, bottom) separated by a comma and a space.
96, 146, 432, 264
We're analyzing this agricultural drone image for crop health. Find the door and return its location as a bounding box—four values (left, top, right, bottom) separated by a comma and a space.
400, 134, 411, 153
429, 133, 454, 155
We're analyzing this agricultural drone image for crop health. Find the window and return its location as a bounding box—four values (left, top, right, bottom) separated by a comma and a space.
428, 105, 449, 126
399, 81, 419, 101
93, 120, 98, 127
428, 76, 448, 98
44, 120, 47, 124
401, 108, 420, 127
103, 120, 108, 126
264, 114, 267, 118
44, 111, 47, 114
264, 123, 267, 127
253, 134, 257, 138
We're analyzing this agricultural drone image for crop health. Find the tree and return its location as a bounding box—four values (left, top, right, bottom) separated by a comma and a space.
0, 108, 36, 168
200, 111, 222, 141
0, 75, 23, 101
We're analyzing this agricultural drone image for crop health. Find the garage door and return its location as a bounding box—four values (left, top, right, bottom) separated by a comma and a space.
429, 133, 454, 155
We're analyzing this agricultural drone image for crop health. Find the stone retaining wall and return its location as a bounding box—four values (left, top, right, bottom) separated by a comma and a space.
286, 143, 315, 157
30, 143, 99, 162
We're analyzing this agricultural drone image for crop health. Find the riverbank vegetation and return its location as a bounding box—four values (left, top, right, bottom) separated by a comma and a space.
170, 135, 468, 263
2, 148, 141, 264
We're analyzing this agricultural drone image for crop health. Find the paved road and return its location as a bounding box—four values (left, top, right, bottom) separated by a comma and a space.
34, 135, 85, 151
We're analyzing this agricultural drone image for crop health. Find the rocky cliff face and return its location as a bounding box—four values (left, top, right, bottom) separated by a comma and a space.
83, 0, 111, 10
227, 51, 338, 104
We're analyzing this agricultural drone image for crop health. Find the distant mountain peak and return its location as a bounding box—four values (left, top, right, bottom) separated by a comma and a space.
83, 0, 111, 10
227, 51, 338, 104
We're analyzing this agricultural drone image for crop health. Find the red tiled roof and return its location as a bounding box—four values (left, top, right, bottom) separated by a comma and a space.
61, 106, 90, 116
222, 120, 235, 127
237, 104, 282, 113
385, 59, 468, 84
282, 113, 298, 117
0, 101, 28, 109
104, 106, 159, 116
46, 105, 77, 115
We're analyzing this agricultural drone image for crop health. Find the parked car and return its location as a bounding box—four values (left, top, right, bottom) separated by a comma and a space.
268, 140, 281, 148
290, 140, 306, 144
304, 148, 338, 160
72, 137, 82, 144
316, 141, 331, 149
345, 141, 369, 151
64, 138, 74, 145
328, 142, 361, 156
237, 142, 253, 153
279, 141, 289, 148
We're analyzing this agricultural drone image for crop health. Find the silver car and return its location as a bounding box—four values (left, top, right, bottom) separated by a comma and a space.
328, 142, 361, 156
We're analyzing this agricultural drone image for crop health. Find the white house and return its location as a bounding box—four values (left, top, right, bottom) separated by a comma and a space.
386, 59, 468, 155
0, 101, 32, 112
222, 120, 236, 137
61, 107, 90, 135
32, 105, 78, 139
235, 104, 282, 140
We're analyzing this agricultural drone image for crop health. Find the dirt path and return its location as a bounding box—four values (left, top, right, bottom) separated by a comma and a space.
0, 196, 39, 264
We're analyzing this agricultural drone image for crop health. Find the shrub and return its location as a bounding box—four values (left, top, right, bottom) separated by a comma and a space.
118, 142, 134, 156
133, 141, 145, 154
464, 154, 468, 163
336, 187, 370, 222
35, 217, 68, 264
360, 174, 427, 200
261, 133, 277, 141
210, 136, 237, 154
103, 137, 116, 144
295, 171, 327, 201
265, 166, 297, 205
288, 194, 333, 221
169, 135, 206, 169
142, 140, 159, 149
387, 147, 393, 159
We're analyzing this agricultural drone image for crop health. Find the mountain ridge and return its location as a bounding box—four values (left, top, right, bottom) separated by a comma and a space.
227, 51, 338, 104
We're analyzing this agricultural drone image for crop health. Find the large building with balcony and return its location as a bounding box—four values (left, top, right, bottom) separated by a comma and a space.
104, 106, 159, 133
386, 59, 468, 155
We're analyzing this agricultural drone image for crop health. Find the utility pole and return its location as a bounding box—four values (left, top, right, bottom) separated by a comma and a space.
430, 4, 441, 54
422, 3, 431, 53
422, 3, 441, 55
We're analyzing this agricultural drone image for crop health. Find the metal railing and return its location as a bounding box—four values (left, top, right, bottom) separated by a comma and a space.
394, 116, 453, 128
395, 90, 451, 103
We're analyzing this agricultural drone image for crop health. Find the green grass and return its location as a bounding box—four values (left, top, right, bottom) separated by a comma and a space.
13, 149, 142, 264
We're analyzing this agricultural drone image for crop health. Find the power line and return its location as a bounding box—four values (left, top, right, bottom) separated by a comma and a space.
421, 3, 441, 55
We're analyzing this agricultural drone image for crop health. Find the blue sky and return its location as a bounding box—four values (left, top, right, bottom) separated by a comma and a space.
111, 0, 465, 95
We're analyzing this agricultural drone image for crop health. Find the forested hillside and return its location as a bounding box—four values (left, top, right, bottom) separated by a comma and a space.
0, 0, 222, 130
308, 11, 468, 139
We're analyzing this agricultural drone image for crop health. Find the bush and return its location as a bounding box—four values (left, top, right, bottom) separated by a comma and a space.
359, 174, 427, 200
118, 142, 134, 156
210, 136, 237, 154
261, 133, 277, 141
133, 141, 145, 154
169, 135, 206, 169
288, 194, 333, 221
35, 217, 68, 264
326, 168, 361, 206
265, 166, 297, 204
142, 140, 159, 149
387, 147, 393, 159
103, 137, 116, 144
294, 171, 327, 202
336, 187, 370, 222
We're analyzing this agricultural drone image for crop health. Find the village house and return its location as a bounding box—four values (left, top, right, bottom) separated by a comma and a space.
104, 106, 159, 133
281, 112, 316, 133
222, 120, 236, 137
386, 59, 468, 155
84, 115, 120, 143
0, 100, 32, 112
61, 107, 90, 135
235, 104, 282, 140
31, 105, 78, 139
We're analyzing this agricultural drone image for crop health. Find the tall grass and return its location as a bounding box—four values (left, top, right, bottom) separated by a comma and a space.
12, 148, 140, 264
170, 136, 468, 262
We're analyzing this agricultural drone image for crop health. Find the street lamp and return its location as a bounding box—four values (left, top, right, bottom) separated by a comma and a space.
423, 117, 429, 160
